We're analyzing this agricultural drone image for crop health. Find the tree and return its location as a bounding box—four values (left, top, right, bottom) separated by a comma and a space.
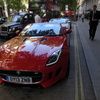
0, 0, 28, 17
71, 0, 79, 20
3, 0, 8, 17
7, 0, 28, 12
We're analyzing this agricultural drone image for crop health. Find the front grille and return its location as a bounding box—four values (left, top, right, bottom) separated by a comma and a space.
1, 27, 7, 31
0, 70, 43, 83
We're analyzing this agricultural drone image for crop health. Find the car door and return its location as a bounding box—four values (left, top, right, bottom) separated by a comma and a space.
28, 14, 34, 23
62, 27, 70, 47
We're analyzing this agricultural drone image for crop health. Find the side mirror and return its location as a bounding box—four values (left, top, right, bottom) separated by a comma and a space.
17, 18, 21, 22
66, 28, 72, 33
62, 27, 72, 34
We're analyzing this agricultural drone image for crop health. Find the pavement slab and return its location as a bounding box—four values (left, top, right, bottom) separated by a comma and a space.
76, 20, 100, 100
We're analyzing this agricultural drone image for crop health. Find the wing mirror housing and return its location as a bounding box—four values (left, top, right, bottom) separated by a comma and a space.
66, 28, 72, 33
15, 30, 21, 35
62, 27, 71, 34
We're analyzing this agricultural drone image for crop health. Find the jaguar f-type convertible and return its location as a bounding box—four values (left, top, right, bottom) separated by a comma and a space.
0, 23, 69, 88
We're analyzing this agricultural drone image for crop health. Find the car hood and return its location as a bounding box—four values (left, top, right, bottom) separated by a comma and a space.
0, 21, 20, 27
0, 36, 66, 71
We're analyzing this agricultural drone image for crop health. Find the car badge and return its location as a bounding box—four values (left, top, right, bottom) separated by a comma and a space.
34, 72, 39, 75
16, 71, 21, 75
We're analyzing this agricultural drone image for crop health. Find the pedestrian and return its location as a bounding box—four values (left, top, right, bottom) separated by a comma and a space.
78, 14, 81, 20
34, 12, 42, 23
76, 14, 78, 20
81, 13, 85, 22
89, 5, 100, 40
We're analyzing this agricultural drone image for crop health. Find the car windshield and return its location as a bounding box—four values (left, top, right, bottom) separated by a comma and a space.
7, 15, 23, 22
49, 18, 69, 23
19, 23, 61, 37
0, 18, 5, 21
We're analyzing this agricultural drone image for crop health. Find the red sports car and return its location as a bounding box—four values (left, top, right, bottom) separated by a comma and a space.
0, 23, 69, 88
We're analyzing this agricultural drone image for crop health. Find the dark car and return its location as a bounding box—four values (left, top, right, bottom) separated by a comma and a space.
0, 17, 7, 25
0, 13, 34, 38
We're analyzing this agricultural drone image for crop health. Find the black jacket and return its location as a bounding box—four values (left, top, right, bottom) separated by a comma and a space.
89, 10, 100, 24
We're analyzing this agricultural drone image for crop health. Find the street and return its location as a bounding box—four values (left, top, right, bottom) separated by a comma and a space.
0, 22, 97, 100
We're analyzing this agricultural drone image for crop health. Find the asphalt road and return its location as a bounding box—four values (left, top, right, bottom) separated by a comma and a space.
0, 24, 96, 100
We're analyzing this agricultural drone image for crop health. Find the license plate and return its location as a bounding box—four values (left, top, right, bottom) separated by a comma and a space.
6, 76, 32, 84
0, 33, 8, 36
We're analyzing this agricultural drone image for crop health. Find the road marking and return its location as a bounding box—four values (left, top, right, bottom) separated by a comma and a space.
74, 25, 85, 100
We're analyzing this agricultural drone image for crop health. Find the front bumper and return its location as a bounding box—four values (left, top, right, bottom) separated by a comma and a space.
0, 70, 43, 84
0, 64, 68, 88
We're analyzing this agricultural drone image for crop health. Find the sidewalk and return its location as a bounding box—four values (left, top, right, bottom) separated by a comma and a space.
76, 20, 100, 100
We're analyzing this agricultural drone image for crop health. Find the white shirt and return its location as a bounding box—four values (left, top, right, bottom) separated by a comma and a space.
34, 15, 42, 23
92, 10, 96, 21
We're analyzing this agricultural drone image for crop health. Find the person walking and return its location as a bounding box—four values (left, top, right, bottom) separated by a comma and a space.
78, 14, 81, 20
89, 5, 100, 40
34, 12, 42, 23
81, 13, 85, 22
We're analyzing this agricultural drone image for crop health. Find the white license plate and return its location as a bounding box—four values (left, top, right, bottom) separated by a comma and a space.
6, 76, 32, 84
1, 34, 8, 36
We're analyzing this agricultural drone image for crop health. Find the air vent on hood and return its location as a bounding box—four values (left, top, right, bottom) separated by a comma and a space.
40, 38, 47, 43
22, 38, 27, 42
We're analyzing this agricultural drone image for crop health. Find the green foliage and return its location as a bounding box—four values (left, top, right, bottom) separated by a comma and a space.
7, 0, 28, 11
0, 0, 28, 11
0, 0, 3, 7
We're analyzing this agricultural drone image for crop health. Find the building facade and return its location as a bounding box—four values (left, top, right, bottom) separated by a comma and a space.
77, 0, 84, 14
29, 0, 60, 19
81, 0, 100, 13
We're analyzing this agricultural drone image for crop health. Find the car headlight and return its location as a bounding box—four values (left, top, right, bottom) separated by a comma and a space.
12, 27, 15, 30
46, 49, 62, 67
9, 28, 12, 32
9, 27, 15, 32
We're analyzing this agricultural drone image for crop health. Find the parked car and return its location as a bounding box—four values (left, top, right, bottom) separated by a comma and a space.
0, 23, 69, 88
0, 13, 34, 38
49, 18, 72, 32
0, 17, 7, 25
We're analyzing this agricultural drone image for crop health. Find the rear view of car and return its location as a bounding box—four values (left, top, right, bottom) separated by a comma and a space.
49, 18, 72, 30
